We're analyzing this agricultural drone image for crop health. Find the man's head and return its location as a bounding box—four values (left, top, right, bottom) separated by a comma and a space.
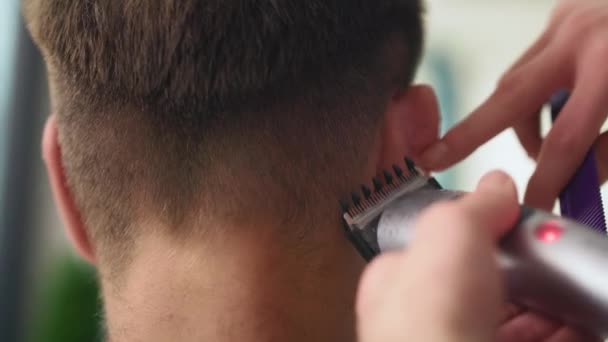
27, 1, 437, 339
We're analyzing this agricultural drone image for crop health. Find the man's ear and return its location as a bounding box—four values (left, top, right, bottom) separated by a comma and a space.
376, 84, 441, 173
42, 115, 96, 264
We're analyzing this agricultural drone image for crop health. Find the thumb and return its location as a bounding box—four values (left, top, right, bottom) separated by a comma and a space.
406, 171, 519, 341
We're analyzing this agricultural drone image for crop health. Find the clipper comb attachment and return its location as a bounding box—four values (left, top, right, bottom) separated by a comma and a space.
361, 185, 372, 199
383, 170, 394, 184
340, 157, 441, 260
393, 165, 404, 178
340, 157, 439, 217
351, 193, 361, 206
372, 177, 383, 192
405, 157, 417, 174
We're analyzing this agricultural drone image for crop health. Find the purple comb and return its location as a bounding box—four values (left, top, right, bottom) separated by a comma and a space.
550, 90, 607, 233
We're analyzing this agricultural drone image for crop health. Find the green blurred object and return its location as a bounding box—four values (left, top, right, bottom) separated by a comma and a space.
29, 255, 103, 342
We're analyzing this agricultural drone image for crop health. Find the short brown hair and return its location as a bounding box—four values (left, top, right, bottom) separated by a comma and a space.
24, 0, 424, 271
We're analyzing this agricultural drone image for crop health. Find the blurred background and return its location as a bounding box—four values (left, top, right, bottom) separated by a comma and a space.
0, 0, 587, 341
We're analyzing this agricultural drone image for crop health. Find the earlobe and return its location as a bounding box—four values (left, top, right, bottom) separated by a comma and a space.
42, 115, 96, 264
376, 84, 441, 173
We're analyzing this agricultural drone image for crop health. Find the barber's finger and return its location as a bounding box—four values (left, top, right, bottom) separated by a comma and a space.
419, 46, 569, 171
546, 326, 602, 342
525, 60, 608, 210
357, 172, 519, 342
403, 85, 441, 156
410, 172, 519, 272
411, 171, 519, 264
506, 3, 575, 75
358, 171, 519, 312
513, 110, 543, 160
455, 171, 521, 239
496, 311, 561, 342
356, 252, 410, 342
594, 132, 608, 184
506, 27, 553, 75
404, 172, 519, 341
356, 251, 405, 319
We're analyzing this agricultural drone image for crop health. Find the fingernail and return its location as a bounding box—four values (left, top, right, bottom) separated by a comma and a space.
420, 142, 449, 170
523, 173, 556, 211
524, 192, 554, 212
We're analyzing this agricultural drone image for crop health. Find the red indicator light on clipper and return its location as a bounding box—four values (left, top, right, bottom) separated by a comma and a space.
535, 221, 564, 244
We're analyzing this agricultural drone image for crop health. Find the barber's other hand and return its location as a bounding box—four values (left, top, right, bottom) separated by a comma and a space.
419, 0, 608, 210
356, 171, 519, 342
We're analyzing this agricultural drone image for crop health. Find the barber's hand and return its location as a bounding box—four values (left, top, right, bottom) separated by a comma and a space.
356, 171, 516, 342
419, 0, 608, 210
355, 172, 596, 342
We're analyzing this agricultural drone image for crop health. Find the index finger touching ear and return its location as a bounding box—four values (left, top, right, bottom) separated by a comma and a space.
419, 45, 569, 171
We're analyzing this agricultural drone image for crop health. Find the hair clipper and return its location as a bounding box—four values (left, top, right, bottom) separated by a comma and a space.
341, 158, 608, 337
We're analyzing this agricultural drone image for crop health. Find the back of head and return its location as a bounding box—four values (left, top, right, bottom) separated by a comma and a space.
24, 0, 424, 274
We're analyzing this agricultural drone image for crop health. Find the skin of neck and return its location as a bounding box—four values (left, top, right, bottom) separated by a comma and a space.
100, 219, 366, 342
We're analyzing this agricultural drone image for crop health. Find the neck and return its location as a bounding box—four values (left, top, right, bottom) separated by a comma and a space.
101, 223, 365, 342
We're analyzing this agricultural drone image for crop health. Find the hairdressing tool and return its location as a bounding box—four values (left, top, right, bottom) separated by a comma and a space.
341, 158, 608, 337
551, 90, 607, 232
